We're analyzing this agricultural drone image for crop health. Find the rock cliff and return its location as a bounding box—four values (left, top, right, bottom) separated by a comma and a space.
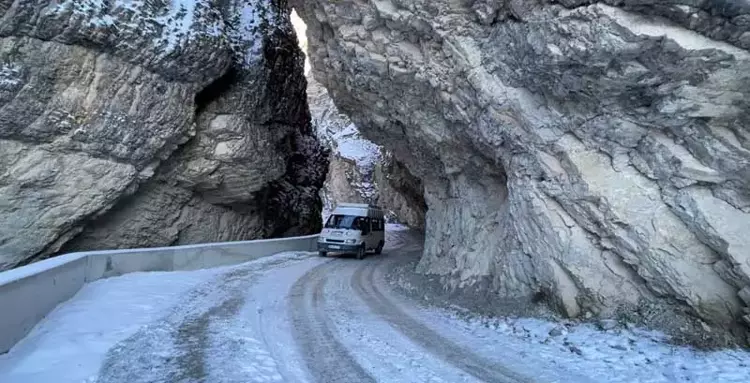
0, 0, 326, 270
295, 10, 426, 227
307, 75, 425, 227
292, 0, 750, 343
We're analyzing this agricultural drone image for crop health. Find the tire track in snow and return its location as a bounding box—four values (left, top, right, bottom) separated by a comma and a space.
351, 258, 535, 383
288, 261, 376, 383
95, 254, 306, 383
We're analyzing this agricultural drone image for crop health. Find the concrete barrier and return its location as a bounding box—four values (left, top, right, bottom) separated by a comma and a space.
0, 234, 319, 354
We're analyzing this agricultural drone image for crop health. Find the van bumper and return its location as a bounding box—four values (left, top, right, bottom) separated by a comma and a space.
317, 242, 360, 253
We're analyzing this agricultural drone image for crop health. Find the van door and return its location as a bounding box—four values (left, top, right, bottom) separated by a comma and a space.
372, 217, 385, 248
361, 216, 374, 249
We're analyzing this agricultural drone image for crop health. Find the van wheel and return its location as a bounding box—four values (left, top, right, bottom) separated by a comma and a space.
318, 251, 327, 257
356, 245, 366, 260
375, 241, 384, 255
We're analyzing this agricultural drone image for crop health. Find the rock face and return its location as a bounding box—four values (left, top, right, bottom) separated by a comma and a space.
296, 10, 425, 226
293, 0, 750, 341
374, 151, 427, 229
307, 75, 425, 227
0, 0, 326, 270
308, 76, 379, 208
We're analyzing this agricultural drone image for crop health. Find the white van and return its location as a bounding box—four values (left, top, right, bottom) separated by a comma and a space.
318, 203, 386, 259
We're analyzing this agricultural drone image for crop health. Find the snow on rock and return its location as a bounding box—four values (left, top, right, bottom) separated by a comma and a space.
306, 76, 382, 213
46, 0, 271, 65
50, 0, 222, 49
306, 76, 426, 227
310, 95, 381, 172
321, 121, 382, 209
332, 124, 382, 172
225, 0, 277, 67
0, 64, 22, 88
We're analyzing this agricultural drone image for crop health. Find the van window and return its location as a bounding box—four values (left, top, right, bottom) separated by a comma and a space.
372, 218, 384, 232
325, 214, 364, 230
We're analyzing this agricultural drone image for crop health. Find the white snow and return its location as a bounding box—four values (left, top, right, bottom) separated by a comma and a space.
240, 257, 329, 382
48, 0, 230, 57
200, 255, 316, 383
330, 123, 382, 171
205, 317, 286, 383
226, 0, 276, 67
314, 104, 384, 217
386, 223, 410, 231
0, 267, 223, 383
153, 0, 201, 52
2, 244, 749, 383
327, 280, 483, 383
419, 308, 750, 383
308, 79, 382, 181
0, 64, 22, 88
0, 252, 310, 383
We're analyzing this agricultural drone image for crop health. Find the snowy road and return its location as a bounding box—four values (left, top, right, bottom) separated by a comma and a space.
283, 255, 534, 383
2, 228, 750, 383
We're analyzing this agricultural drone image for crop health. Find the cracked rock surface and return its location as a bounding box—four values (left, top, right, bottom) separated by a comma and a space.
292, 0, 750, 343
0, 0, 326, 270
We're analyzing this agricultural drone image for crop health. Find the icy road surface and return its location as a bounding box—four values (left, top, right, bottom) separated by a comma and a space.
1, 228, 750, 383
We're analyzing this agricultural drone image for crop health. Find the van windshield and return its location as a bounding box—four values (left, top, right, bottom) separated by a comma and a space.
325, 214, 364, 230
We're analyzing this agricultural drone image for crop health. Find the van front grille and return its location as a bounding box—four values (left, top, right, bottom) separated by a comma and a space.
327, 239, 344, 243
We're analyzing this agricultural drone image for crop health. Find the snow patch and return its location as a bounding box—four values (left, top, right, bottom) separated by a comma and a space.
386, 223, 411, 232
327, 285, 481, 382
425, 308, 750, 383
226, 0, 276, 67
150, 0, 221, 53
204, 307, 285, 382
46, 0, 274, 64
49, 0, 226, 53
0, 64, 22, 88
331, 124, 382, 170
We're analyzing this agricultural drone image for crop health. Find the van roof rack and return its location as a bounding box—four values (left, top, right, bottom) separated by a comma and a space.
336, 202, 381, 209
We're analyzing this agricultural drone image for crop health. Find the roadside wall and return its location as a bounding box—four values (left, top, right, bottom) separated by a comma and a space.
0, 235, 319, 354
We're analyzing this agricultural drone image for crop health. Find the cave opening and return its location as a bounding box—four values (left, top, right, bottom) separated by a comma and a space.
194, 66, 239, 115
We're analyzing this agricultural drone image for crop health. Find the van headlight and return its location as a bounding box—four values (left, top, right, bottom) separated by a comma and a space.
345, 239, 357, 244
